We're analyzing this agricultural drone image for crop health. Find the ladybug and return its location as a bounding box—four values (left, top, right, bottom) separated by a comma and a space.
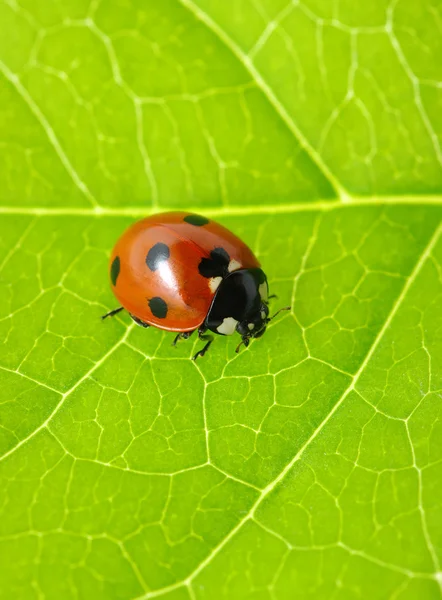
103, 212, 289, 359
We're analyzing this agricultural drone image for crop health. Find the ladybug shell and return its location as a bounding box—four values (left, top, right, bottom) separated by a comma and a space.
109, 212, 260, 332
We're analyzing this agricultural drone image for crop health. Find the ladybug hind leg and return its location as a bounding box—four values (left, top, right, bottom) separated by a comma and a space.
101, 306, 124, 319
192, 329, 214, 361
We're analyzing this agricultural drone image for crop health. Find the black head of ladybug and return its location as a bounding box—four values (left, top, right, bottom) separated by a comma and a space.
204, 268, 289, 351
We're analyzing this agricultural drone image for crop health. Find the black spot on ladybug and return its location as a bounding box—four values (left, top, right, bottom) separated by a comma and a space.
184, 214, 209, 227
199, 247, 230, 278
110, 256, 120, 286
146, 242, 170, 272
149, 296, 168, 319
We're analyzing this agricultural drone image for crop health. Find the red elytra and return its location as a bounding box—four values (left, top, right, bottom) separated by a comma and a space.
108, 211, 260, 331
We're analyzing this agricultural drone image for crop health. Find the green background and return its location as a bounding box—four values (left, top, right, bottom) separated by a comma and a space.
0, 0, 441, 598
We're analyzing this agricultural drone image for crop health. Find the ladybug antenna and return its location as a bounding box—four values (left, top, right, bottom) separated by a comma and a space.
267, 306, 291, 323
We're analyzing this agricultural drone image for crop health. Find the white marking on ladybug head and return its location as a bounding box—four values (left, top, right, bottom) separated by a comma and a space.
259, 281, 268, 302
248, 323, 255, 331
209, 276, 222, 293
228, 259, 241, 272
217, 317, 238, 336
261, 310, 266, 320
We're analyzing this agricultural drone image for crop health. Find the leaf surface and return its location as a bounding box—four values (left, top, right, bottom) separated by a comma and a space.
0, 1, 441, 599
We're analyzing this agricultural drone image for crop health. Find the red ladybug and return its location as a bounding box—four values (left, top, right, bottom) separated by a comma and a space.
103, 212, 289, 359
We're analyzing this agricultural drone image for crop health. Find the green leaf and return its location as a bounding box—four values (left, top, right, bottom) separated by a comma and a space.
0, 0, 441, 599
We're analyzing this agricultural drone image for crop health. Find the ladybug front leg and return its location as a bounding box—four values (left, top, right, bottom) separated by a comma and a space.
192, 329, 214, 361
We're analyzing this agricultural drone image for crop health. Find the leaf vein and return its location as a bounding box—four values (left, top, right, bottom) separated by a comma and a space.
177, 0, 344, 200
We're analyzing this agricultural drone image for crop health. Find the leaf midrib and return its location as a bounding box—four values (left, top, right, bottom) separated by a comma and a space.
0, 195, 441, 218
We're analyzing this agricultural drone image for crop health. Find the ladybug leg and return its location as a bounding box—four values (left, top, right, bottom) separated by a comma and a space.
172, 331, 194, 346
192, 329, 214, 361
268, 294, 277, 301
235, 336, 250, 353
101, 306, 124, 320
129, 314, 150, 328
